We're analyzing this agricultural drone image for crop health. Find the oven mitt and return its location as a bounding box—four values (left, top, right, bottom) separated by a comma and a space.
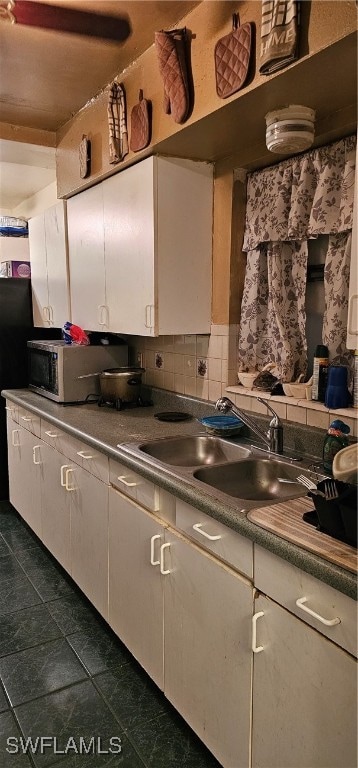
214, 14, 252, 99
155, 27, 190, 124
130, 90, 151, 152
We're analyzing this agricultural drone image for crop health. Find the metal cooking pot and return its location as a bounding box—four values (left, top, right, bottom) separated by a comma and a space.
99, 367, 145, 403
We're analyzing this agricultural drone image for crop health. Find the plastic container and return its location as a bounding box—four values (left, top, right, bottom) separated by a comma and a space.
311, 344, 329, 402
325, 366, 350, 409
332, 444, 358, 485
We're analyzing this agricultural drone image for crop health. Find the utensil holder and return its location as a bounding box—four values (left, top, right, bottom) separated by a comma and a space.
308, 480, 357, 546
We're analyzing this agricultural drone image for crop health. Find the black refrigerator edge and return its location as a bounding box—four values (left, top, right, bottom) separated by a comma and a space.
0, 278, 61, 500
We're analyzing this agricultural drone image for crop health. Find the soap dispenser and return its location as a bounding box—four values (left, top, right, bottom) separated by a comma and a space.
323, 419, 350, 474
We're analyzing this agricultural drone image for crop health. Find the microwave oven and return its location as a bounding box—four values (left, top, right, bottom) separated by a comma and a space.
27, 340, 128, 403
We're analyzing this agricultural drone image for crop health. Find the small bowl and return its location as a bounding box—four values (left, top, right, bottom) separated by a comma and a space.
288, 382, 308, 398
198, 415, 244, 437
282, 383, 292, 396
237, 372, 257, 388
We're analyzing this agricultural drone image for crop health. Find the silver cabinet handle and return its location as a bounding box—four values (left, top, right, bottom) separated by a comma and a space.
192, 523, 222, 541
21, 416, 32, 422
45, 430, 59, 438
295, 597, 341, 627
252, 611, 264, 653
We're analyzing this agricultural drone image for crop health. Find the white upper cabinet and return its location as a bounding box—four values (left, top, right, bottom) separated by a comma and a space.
29, 201, 70, 328
67, 183, 106, 332
67, 156, 213, 336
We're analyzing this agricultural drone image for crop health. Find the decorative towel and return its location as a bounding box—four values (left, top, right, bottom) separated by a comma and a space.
259, 0, 300, 74
155, 28, 191, 124
107, 82, 128, 164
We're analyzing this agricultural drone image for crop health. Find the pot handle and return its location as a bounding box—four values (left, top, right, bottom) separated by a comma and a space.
76, 372, 101, 379
127, 377, 141, 386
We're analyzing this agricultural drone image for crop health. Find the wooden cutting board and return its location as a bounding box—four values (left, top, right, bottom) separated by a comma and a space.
248, 497, 357, 574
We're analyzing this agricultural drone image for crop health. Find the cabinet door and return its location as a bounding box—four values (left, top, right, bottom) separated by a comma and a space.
45, 202, 70, 327
108, 488, 164, 688
6, 419, 42, 537
252, 594, 357, 768
103, 159, 155, 335
40, 443, 72, 573
163, 527, 253, 768
70, 465, 109, 620
67, 184, 106, 331
28, 212, 49, 327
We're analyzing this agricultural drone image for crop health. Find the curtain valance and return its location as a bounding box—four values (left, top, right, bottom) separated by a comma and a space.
243, 134, 356, 252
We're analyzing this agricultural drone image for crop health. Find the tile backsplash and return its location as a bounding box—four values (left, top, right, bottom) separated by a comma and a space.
130, 324, 358, 438
131, 324, 238, 402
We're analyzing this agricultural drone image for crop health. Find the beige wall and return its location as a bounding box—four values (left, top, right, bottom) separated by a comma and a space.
55, 0, 357, 198
14, 181, 58, 220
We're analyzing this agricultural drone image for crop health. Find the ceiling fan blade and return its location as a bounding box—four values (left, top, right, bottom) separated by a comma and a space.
10, 1, 131, 42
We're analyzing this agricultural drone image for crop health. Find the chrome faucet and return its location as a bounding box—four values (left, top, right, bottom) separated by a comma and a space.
215, 396, 284, 454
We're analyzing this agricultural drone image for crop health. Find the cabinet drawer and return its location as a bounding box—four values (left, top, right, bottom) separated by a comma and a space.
109, 459, 161, 514
254, 545, 357, 656
5, 401, 19, 423
73, 440, 109, 484
18, 407, 41, 437
41, 419, 83, 463
176, 499, 253, 578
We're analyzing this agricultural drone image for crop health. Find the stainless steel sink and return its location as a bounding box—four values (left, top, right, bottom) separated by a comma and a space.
193, 458, 305, 501
138, 435, 251, 467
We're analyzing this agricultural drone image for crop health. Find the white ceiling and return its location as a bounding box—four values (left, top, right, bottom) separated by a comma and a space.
0, 140, 56, 210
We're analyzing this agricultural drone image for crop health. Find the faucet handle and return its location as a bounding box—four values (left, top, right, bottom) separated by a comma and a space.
215, 397, 233, 413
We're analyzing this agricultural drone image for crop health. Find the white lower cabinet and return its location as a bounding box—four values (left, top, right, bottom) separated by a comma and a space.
40, 444, 109, 614
251, 593, 357, 768
70, 464, 109, 620
108, 487, 253, 768
163, 527, 253, 768
6, 418, 42, 538
6, 406, 357, 768
40, 442, 72, 574
108, 487, 165, 688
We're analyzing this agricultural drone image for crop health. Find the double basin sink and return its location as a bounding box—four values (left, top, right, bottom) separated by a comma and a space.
122, 434, 309, 507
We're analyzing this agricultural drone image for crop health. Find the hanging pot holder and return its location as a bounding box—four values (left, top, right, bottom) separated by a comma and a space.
130, 90, 151, 152
214, 14, 252, 99
79, 134, 91, 178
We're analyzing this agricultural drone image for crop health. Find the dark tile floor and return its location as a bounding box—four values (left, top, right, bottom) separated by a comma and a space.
0, 502, 222, 768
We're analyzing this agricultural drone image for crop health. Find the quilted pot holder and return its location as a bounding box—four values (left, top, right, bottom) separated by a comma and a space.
130, 90, 151, 152
214, 14, 252, 99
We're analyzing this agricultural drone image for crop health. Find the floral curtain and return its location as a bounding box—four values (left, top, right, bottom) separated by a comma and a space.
238, 134, 356, 381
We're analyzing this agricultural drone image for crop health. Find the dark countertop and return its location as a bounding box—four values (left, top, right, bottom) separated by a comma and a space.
2, 388, 357, 600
